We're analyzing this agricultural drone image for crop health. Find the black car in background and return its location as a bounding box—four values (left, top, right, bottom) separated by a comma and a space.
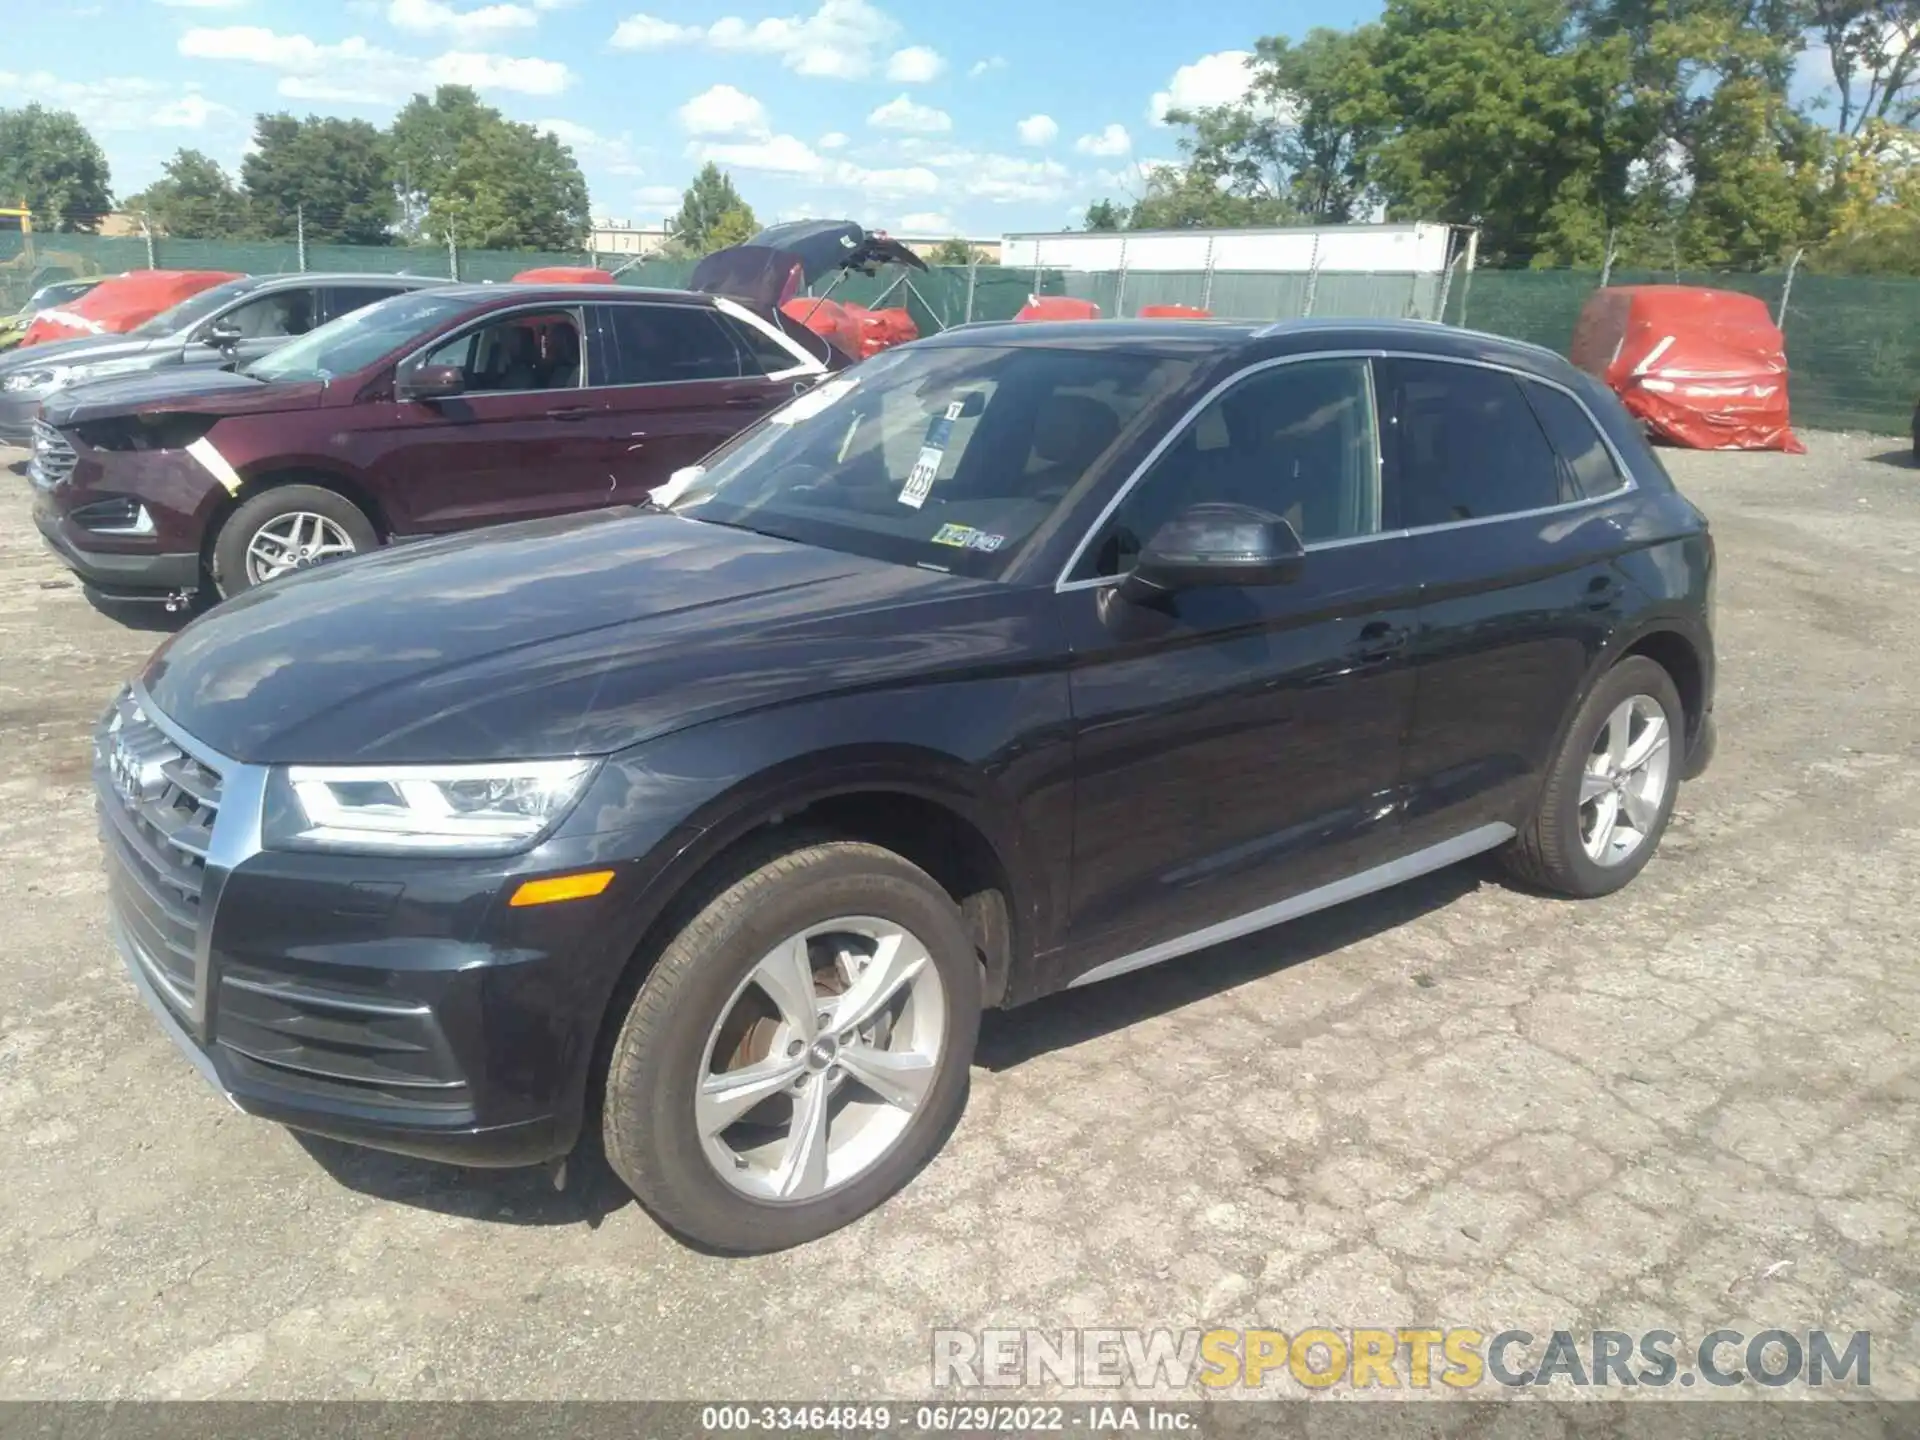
0, 273, 446, 444
97, 318, 1715, 1251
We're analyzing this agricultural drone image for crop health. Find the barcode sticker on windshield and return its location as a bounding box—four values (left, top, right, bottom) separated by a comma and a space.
898, 446, 943, 509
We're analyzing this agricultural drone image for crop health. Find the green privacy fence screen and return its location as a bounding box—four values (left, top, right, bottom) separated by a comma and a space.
4, 231, 1914, 434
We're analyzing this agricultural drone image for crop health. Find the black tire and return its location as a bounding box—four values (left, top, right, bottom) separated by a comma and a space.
603, 837, 981, 1253
210, 483, 378, 598
1503, 655, 1685, 898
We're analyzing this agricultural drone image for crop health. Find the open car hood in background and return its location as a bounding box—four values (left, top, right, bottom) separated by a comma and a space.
689, 220, 928, 309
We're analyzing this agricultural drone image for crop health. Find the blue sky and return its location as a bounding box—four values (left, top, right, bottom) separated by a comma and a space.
0, 0, 1381, 237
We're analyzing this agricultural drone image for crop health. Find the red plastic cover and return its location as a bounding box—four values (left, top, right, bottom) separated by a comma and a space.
779, 298, 918, 360
1138, 304, 1212, 319
21, 269, 242, 346
1015, 295, 1100, 322
512, 266, 616, 284
1569, 285, 1802, 453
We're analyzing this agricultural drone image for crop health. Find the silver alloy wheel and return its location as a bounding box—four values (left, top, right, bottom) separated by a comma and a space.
244, 511, 358, 586
696, 916, 948, 1203
1580, 694, 1673, 866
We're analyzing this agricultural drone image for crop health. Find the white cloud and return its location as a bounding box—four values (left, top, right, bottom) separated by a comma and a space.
607, 14, 700, 47
818, 131, 849, 149
154, 0, 250, 8
609, 0, 901, 80
634, 183, 682, 208
1148, 49, 1255, 125
0, 69, 233, 132
868, 93, 950, 133
677, 83, 769, 137
538, 117, 645, 175
1075, 123, 1130, 157
883, 140, 1073, 202
1015, 113, 1057, 147
432, 50, 570, 92
967, 55, 1005, 78
692, 133, 826, 177
884, 45, 943, 83
152, 93, 233, 127
897, 210, 953, 232
386, 0, 537, 44
178, 26, 571, 100
687, 134, 938, 197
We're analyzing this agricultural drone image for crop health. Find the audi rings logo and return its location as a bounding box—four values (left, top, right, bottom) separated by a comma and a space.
107, 732, 147, 806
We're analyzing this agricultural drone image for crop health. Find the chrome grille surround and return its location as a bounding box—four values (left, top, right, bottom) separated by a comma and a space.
29, 417, 76, 491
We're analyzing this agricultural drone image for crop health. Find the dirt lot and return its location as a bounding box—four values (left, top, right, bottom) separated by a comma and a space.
1, 433, 1917, 1403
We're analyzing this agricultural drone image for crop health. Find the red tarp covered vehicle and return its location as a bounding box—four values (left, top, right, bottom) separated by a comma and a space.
512, 266, 616, 284
1138, 303, 1212, 319
1570, 285, 1803, 453
1015, 295, 1100, 322
20, 269, 241, 347
780, 298, 919, 360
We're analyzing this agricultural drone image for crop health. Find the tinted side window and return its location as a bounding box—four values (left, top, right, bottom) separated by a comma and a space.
721, 313, 804, 375
215, 289, 318, 339
1377, 358, 1560, 527
597, 303, 742, 385
324, 285, 407, 321
1524, 380, 1625, 500
1080, 357, 1379, 579
422, 309, 583, 392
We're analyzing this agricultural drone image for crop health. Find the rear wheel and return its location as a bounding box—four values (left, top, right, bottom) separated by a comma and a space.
210, 484, 377, 598
602, 838, 981, 1253
1504, 655, 1684, 898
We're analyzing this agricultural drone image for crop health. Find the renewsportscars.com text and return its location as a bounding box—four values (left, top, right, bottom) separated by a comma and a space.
931, 1328, 1872, 1391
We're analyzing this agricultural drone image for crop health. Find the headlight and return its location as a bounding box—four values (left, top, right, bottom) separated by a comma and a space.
267, 759, 599, 856
2, 368, 61, 392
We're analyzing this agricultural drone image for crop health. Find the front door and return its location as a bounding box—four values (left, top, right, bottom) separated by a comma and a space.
1376, 356, 1639, 852
353, 306, 615, 535
1059, 355, 1420, 984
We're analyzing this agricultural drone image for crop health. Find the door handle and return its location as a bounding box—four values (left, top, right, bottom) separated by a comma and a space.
1585, 575, 1625, 611
545, 405, 593, 421
1350, 621, 1411, 664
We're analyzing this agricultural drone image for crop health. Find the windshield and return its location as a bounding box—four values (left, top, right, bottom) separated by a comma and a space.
129, 278, 261, 337
671, 343, 1194, 579
245, 290, 474, 383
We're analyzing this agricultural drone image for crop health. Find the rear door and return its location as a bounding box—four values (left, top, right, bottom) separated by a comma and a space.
350, 305, 614, 535
319, 282, 421, 324
1382, 356, 1638, 852
586, 300, 799, 495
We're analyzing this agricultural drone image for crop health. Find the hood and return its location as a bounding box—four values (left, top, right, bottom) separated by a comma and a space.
42, 368, 324, 426
142, 508, 1015, 765
0, 333, 165, 374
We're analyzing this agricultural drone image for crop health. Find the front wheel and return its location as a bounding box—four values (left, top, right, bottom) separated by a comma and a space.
602, 838, 981, 1252
1504, 655, 1684, 898
210, 484, 378, 598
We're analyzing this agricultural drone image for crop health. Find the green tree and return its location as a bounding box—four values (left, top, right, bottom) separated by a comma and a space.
666, 163, 758, 254
242, 114, 394, 244
929, 237, 985, 263
1808, 0, 1919, 134
426, 120, 589, 249
389, 85, 500, 234
0, 105, 113, 232
1082, 199, 1126, 230
125, 149, 247, 239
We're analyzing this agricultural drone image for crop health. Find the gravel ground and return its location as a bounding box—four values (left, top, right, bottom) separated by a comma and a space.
0, 432, 1916, 1404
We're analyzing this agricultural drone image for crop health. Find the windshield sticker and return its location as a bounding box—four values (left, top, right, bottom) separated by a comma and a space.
931, 522, 1005, 552
922, 399, 964, 451
770, 377, 856, 425
898, 446, 943, 509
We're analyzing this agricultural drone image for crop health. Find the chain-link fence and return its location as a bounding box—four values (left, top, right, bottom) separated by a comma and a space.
5, 224, 1914, 435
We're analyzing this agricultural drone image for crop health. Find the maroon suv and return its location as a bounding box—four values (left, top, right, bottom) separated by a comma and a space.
30, 283, 835, 603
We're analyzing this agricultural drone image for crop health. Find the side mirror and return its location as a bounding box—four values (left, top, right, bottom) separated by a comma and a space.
395, 362, 466, 402
1119, 502, 1305, 602
202, 319, 242, 348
